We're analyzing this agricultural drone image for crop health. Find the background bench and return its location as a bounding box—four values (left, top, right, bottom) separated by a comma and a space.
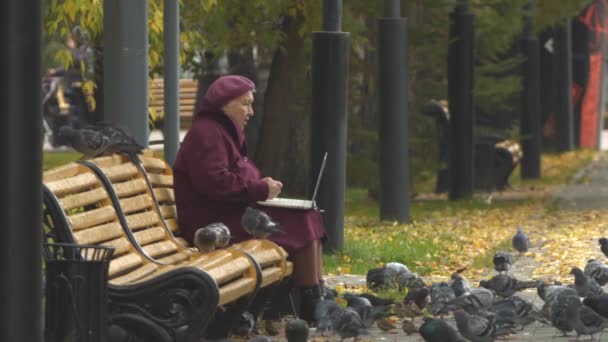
150, 78, 198, 129
42, 153, 292, 341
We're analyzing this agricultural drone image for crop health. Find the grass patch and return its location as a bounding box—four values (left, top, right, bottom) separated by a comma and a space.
43, 151, 80, 170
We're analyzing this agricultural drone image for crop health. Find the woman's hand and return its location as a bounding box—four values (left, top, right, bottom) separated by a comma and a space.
262, 177, 283, 199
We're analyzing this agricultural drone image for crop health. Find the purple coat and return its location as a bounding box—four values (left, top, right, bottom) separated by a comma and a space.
173, 112, 325, 253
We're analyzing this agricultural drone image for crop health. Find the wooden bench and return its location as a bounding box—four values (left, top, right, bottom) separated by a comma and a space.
42, 152, 293, 341
150, 79, 198, 129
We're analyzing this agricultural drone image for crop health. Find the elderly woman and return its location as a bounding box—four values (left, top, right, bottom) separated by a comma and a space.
173, 75, 326, 323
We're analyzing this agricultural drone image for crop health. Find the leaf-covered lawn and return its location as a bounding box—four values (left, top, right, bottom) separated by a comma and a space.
325, 149, 599, 285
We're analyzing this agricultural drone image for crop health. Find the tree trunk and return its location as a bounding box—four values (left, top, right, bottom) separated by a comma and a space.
254, 14, 310, 197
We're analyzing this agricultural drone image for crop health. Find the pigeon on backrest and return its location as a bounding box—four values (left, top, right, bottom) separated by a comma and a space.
85, 122, 144, 158
512, 227, 530, 255
59, 125, 110, 158
241, 207, 284, 239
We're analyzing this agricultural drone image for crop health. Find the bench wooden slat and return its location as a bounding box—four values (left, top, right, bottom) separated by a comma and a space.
113, 178, 148, 197
43, 163, 82, 183
101, 163, 139, 182
142, 240, 180, 258
260, 267, 283, 288
157, 251, 191, 265
109, 253, 144, 277
150, 98, 196, 106
165, 218, 179, 233
60, 187, 108, 210
73, 221, 124, 245
159, 205, 177, 219
89, 155, 129, 168
132, 226, 167, 245
46, 173, 99, 197
102, 237, 132, 256
140, 157, 167, 172
125, 211, 161, 231
207, 256, 253, 285
119, 194, 154, 214
218, 278, 257, 306
110, 263, 160, 285
153, 188, 174, 203
148, 174, 173, 187
68, 206, 116, 231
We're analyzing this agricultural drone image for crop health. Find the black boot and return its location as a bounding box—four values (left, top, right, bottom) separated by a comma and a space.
298, 285, 323, 325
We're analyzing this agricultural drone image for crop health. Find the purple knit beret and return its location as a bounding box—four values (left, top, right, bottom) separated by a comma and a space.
198, 75, 255, 115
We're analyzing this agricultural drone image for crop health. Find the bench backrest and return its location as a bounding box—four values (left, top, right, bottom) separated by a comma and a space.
150, 78, 198, 128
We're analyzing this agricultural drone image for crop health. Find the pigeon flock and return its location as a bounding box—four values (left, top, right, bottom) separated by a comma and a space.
225, 227, 608, 341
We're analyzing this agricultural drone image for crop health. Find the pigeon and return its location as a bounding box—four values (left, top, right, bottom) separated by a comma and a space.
566, 295, 608, 340
376, 316, 397, 332
537, 280, 577, 305
584, 259, 608, 286
358, 293, 395, 307
430, 282, 458, 317
450, 272, 472, 297
492, 251, 513, 274
396, 270, 427, 291
385, 261, 409, 279
492, 295, 550, 329
234, 311, 256, 337
479, 274, 537, 298
583, 294, 608, 319
193, 222, 231, 253
343, 293, 373, 323
450, 287, 496, 314
330, 307, 369, 341
59, 125, 110, 157
453, 310, 496, 342
403, 286, 430, 310
285, 318, 309, 342
419, 316, 466, 342
512, 227, 530, 255
571, 267, 604, 298
84, 121, 144, 157
550, 292, 579, 336
599, 237, 608, 258
241, 207, 284, 239
366, 267, 393, 290
314, 299, 341, 335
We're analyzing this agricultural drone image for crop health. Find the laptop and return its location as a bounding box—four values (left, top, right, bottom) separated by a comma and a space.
257, 152, 327, 210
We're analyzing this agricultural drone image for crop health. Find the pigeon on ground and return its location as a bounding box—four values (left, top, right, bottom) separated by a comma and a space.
450, 272, 473, 297
85, 121, 144, 157
430, 282, 458, 317
396, 270, 428, 291
358, 293, 395, 307
385, 261, 409, 277
419, 316, 466, 342
376, 316, 397, 332
453, 310, 497, 342
193, 222, 231, 253
331, 307, 369, 341
599, 238, 608, 258
234, 311, 256, 337
403, 286, 430, 310
285, 318, 309, 342
492, 251, 513, 274
479, 274, 537, 298
537, 280, 577, 305
584, 294, 608, 319
512, 227, 531, 255
566, 295, 608, 340
571, 267, 604, 298
492, 295, 550, 329
584, 259, 608, 286
241, 207, 284, 239
366, 267, 393, 290
400, 318, 417, 334
59, 125, 110, 157
314, 299, 341, 335
550, 292, 579, 336
450, 287, 496, 314
344, 293, 373, 323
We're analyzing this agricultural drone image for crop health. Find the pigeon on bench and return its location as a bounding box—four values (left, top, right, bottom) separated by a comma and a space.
193, 222, 231, 253
59, 125, 110, 158
241, 207, 284, 239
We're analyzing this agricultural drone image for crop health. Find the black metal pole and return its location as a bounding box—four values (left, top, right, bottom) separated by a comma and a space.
1, 0, 43, 341
521, 0, 541, 178
447, 1, 475, 200
311, 0, 349, 252
322, 0, 342, 31
553, 18, 574, 152
163, 0, 180, 164
378, 0, 410, 222
104, 0, 149, 147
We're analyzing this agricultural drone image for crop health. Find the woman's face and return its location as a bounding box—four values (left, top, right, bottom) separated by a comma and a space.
222, 91, 254, 129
